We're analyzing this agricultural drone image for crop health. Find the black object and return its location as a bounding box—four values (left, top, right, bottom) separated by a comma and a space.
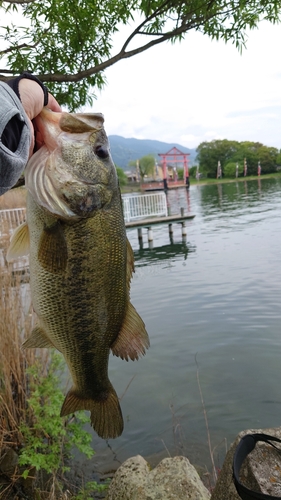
7, 72, 49, 106
233, 433, 281, 499
2, 115, 24, 152
2, 72, 49, 151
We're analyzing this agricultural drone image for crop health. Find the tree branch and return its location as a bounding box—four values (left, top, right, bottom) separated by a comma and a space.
0, 42, 39, 56
2, 0, 36, 3
0, 0, 254, 88
0, 4, 233, 85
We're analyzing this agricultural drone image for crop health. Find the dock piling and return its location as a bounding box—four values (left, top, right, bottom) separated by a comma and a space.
147, 226, 153, 242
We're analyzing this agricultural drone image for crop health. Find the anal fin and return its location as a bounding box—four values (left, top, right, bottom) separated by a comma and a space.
23, 325, 55, 349
111, 302, 150, 361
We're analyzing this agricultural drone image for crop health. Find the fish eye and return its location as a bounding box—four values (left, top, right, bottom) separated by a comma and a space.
95, 145, 109, 159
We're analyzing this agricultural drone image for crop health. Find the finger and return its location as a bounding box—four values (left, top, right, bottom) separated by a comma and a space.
33, 114, 46, 151
47, 93, 62, 112
26, 117, 35, 158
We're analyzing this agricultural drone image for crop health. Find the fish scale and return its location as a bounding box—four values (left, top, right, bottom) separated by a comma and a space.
7, 108, 149, 439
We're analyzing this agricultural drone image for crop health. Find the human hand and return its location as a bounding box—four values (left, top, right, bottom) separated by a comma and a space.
18, 78, 61, 156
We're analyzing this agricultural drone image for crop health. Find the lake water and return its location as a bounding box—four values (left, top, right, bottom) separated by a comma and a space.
80, 176, 281, 477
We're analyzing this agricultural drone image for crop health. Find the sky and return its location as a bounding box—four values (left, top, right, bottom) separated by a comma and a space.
83, 20, 281, 151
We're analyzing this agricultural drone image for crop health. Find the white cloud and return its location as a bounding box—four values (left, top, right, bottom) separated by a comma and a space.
86, 21, 281, 150
2, 8, 281, 150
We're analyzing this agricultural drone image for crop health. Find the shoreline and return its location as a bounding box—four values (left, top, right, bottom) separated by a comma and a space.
121, 171, 281, 193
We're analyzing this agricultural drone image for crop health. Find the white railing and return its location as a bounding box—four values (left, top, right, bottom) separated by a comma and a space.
0, 208, 29, 271
0, 208, 28, 271
122, 192, 168, 222
0, 193, 168, 234
0, 207, 26, 235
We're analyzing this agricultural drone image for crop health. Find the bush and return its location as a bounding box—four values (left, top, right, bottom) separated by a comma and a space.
19, 353, 94, 478
224, 162, 242, 178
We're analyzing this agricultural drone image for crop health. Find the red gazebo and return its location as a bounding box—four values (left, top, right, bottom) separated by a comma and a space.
158, 147, 190, 190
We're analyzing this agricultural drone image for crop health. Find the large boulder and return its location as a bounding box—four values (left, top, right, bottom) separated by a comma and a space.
106, 454, 211, 500
211, 427, 281, 499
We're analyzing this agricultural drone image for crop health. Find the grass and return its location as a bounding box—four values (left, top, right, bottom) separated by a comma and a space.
195, 354, 218, 491
0, 247, 40, 498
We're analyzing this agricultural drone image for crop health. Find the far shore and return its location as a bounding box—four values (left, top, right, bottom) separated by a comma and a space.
190, 171, 281, 187
121, 171, 281, 194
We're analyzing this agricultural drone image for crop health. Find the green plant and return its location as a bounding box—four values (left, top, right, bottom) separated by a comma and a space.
177, 168, 184, 180
187, 166, 197, 178
19, 353, 94, 479
73, 480, 109, 500
116, 166, 128, 187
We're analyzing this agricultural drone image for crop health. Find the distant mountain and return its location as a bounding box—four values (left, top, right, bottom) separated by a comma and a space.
108, 135, 197, 169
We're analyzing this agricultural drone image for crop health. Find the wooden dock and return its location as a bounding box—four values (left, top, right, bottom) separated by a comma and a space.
125, 213, 195, 228
141, 180, 190, 192
125, 213, 195, 245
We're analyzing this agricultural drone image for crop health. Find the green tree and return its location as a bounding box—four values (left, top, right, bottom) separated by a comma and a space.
276, 149, 281, 165
196, 139, 278, 177
138, 154, 155, 181
187, 166, 197, 178
231, 142, 278, 174
1, 1, 281, 109
116, 166, 128, 187
257, 145, 278, 173
196, 139, 240, 177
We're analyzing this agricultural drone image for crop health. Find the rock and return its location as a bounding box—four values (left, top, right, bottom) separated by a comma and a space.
106, 455, 211, 500
211, 426, 281, 499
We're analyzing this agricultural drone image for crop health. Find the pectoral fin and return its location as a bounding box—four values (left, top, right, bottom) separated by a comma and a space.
111, 302, 150, 361
23, 325, 55, 349
6, 222, 30, 262
38, 221, 68, 274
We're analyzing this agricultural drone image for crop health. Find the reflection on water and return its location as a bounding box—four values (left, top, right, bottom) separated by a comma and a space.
68, 178, 281, 475
134, 241, 196, 267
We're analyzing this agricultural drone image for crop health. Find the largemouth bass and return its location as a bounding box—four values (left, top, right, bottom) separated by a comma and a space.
7, 108, 149, 439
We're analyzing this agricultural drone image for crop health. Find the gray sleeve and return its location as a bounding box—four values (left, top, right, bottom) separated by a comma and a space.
0, 82, 31, 195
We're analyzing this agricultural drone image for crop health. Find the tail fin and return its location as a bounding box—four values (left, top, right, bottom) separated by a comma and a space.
60, 384, 123, 439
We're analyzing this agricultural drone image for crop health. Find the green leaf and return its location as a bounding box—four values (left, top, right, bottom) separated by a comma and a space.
1, 0, 281, 109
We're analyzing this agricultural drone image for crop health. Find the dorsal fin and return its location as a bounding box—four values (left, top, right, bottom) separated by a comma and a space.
60, 113, 104, 133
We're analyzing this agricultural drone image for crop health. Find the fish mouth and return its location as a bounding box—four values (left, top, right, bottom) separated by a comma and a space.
62, 182, 112, 216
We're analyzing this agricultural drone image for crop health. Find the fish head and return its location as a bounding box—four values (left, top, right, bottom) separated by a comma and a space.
26, 108, 118, 218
